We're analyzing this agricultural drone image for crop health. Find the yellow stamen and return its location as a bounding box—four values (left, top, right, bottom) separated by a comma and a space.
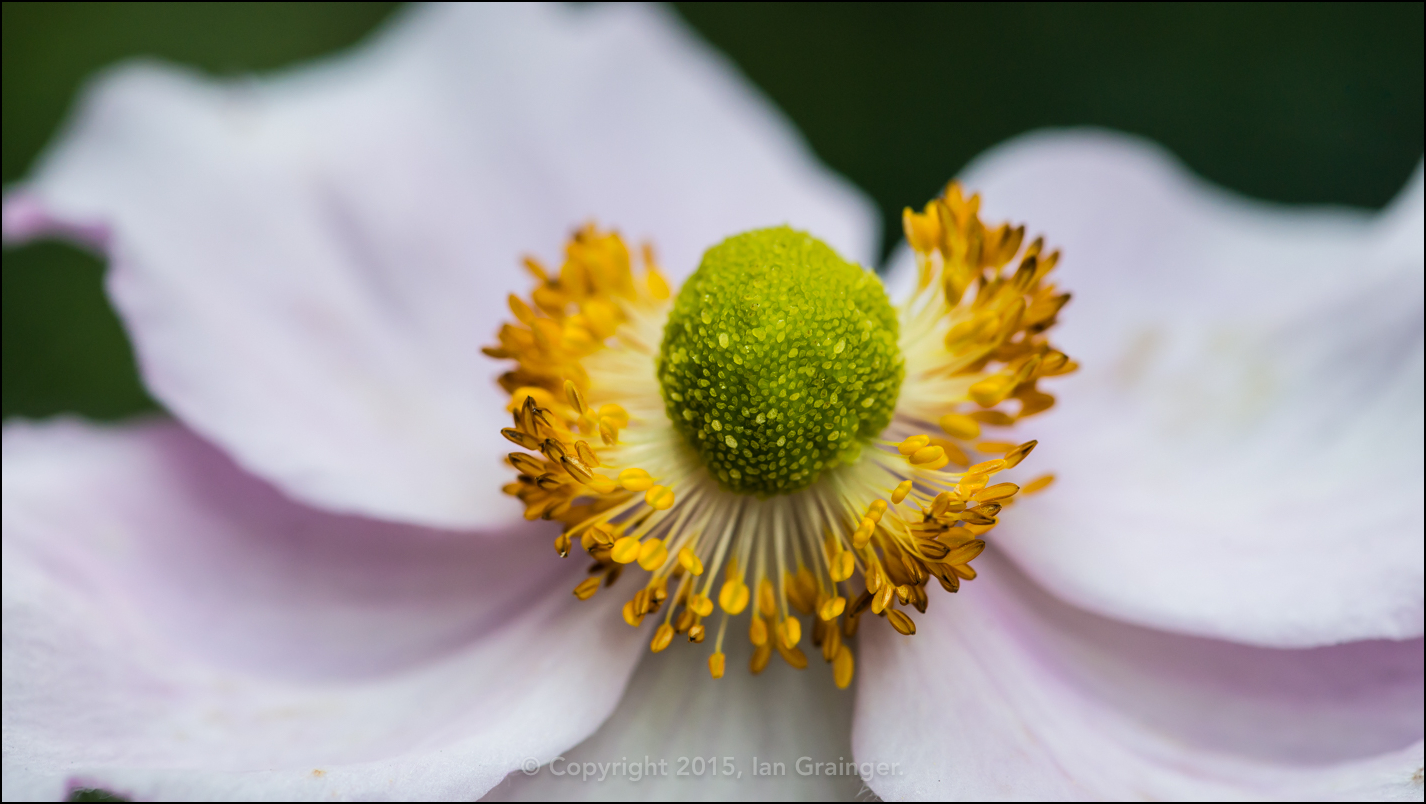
938, 413, 980, 440
719, 579, 750, 615
651, 624, 675, 652
611, 536, 641, 564
488, 187, 1073, 684
619, 468, 655, 491
1023, 473, 1056, 494
678, 547, 704, 576
637, 538, 668, 571
644, 485, 675, 510
573, 577, 601, 600
832, 644, 854, 689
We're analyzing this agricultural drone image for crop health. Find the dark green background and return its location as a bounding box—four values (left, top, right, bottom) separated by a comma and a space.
5, 2, 1423, 422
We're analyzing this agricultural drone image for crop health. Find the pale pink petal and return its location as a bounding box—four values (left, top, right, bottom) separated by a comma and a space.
954, 130, 1423, 647
1, 418, 643, 801
1, 3, 878, 529
484, 636, 863, 801
854, 552, 1424, 801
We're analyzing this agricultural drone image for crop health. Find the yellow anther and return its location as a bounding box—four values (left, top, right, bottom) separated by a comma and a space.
779, 617, 802, 649
871, 583, 894, 615
508, 452, 544, 476
966, 458, 1009, 476
587, 473, 618, 494
622, 599, 644, 627
689, 593, 714, 617
688, 623, 706, 643
909, 445, 946, 467
554, 532, 571, 557
644, 485, 675, 510
573, 577, 601, 600
598, 419, 619, 446
758, 578, 777, 618
678, 547, 704, 576
610, 536, 641, 564
750, 642, 773, 675
976, 441, 1017, 454
943, 539, 987, 565
719, 579, 750, 614
560, 456, 594, 484
819, 595, 846, 621
898, 434, 931, 455
637, 538, 668, 570
955, 473, 990, 497
618, 467, 655, 491
830, 551, 855, 582
938, 413, 981, 440
501, 428, 540, 450
832, 645, 854, 689
895, 584, 912, 605
647, 267, 671, 301
852, 518, 875, 549
708, 651, 726, 679
931, 491, 955, 517
821, 620, 842, 662
970, 374, 1017, 407
891, 480, 913, 504
867, 499, 888, 522
598, 404, 630, 428
749, 616, 768, 646
651, 623, 674, 653
797, 567, 819, 614
586, 523, 615, 547
522, 255, 550, 281
575, 440, 600, 468
969, 409, 1015, 426
778, 642, 809, 670
583, 299, 619, 339
864, 567, 881, 593
1003, 439, 1038, 469
563, 380, 586, 414
1023, 473, 1055, 494
887, 609, 917, 636
972, 482, 1020, 504
507, 293, 536, 325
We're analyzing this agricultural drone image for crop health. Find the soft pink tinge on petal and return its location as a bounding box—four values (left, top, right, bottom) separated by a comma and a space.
854, 552, 1424, 801
1, 419, 643, 801
1, 2, 878, 530
485, 628, 862, 801
957, 130, 1423, 647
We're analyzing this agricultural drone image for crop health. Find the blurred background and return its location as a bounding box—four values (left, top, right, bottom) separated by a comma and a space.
4, 2, 1423, 423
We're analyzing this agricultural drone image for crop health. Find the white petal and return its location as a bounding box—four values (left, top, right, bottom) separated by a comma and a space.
854, 552, 1424, 801
483, 635, 864, 801
1, 3, 878, 529
1, 418, 643, 801
959, 130, 1423, 646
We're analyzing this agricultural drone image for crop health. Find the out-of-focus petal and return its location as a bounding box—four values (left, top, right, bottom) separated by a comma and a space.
854, 552, 1424, 801
1, 418, 642, 801
1, 3, 878, 529
956, 130, 1423, 647
483, 636, 863, 801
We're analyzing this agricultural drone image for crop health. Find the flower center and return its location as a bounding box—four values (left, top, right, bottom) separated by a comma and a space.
657, 226, 904, 495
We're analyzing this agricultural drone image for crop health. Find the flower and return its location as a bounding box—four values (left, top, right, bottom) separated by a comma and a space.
3, 3, 1421, 801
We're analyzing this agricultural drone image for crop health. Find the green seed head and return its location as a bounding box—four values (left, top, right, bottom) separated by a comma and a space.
657, 226, 904, 495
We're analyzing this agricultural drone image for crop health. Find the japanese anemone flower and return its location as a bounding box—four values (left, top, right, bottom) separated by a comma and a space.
2, 3, 1421, 801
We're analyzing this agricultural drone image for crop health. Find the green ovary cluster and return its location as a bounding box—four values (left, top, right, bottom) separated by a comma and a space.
657, 226, 904, 496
